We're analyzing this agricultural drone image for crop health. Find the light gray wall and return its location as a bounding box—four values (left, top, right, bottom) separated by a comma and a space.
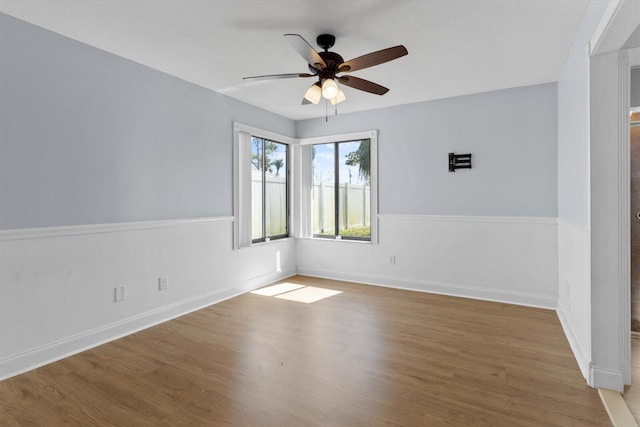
297, 83, 558, 217
0, 13, 294, 230
632, 67, 640, 108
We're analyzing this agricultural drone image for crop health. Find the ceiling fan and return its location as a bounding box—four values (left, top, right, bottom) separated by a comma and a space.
243, 34, 408, 106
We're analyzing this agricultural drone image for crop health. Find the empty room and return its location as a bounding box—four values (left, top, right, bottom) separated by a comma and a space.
1, 1, 640, 425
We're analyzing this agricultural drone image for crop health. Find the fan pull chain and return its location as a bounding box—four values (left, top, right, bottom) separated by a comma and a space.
325, 99, 328, 122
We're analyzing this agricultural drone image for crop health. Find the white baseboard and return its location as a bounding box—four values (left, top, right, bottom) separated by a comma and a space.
0, 268, 295, 381
556, 301, 590, 381
297, 266, 556, 309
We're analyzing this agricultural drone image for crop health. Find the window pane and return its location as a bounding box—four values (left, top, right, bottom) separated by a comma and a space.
265, 142, 287, 237
251, 137, 263, 240
339, 140, 371, 239
312, 143, 335, 237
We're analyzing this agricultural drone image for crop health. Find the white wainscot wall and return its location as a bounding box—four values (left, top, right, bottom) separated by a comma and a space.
297, 215, 559, 309
556, 220, 592, 382
0, 218, 296, 380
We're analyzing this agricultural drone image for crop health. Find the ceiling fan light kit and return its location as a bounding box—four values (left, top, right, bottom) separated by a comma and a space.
243, 33, 408, 114
304, 82, 322, 104
330, 87, 346, 106
321, 78, 339, 99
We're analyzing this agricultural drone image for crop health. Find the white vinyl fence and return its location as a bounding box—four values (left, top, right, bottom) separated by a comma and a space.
252, 172, 287, 239
312, 182, 370, 235
251, 172, 371, 238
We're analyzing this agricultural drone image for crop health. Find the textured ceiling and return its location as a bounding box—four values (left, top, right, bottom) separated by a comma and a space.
0, 0, 591, 120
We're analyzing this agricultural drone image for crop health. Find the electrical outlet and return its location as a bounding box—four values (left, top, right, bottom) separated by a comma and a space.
389, 255, 396, 265
114, 286, 126, 302
159, 276, 168, 291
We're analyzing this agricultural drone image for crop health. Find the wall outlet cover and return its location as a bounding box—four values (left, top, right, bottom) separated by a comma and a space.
114, 286, 126, 302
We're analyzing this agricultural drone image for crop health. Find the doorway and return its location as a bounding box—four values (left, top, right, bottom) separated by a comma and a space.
631, 103, 640, 336
631, 66, 640, 335
626, 67, 640, 421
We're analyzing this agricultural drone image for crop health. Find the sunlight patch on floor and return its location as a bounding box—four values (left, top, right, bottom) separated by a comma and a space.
251, 283, 342, 303
250, 282, 305, 296
274, 286, 342, 304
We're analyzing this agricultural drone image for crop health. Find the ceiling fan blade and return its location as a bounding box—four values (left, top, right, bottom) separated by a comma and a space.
301, 98, 312, 105
243, 73, 314, 81
339, 45, 408, 73
284, 34, 327, 70
337, 75, 389, 95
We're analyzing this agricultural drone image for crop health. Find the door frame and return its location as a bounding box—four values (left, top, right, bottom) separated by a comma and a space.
589, 0, 640, 390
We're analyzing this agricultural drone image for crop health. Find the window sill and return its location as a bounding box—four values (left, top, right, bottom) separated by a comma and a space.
250, 237, 294, 247
296, 236, 373, 244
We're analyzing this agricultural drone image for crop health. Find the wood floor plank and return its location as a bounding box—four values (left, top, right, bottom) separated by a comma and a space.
0, 275, 611, 426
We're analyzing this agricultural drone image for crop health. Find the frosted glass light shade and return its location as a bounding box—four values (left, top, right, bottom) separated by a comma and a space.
304, 83, 322, 104
321, 78, 338, 99
330, 87, 346, 105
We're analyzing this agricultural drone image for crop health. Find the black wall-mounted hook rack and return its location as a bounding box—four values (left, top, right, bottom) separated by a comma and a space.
449, 153, 472, 172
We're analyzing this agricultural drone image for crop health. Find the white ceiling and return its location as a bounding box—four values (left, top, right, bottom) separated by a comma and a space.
0, 0, 591, 120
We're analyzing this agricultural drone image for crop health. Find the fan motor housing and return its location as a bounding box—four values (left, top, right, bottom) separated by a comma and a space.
319, 51, 344, 67
315, 51, 342, 80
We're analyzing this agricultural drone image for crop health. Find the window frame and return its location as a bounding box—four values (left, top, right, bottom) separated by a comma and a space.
250, 136, 290, 243
233, 123, 296, 249
299, 130, 378, 244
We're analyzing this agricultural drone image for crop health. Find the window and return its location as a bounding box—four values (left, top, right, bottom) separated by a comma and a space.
312, 138, 372, 241
233, 123, 294, 249
251, 137, 288, 242
235, 125, 377, 247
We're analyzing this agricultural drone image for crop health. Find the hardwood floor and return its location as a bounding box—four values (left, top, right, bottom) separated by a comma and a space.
0, 276, 610, 426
